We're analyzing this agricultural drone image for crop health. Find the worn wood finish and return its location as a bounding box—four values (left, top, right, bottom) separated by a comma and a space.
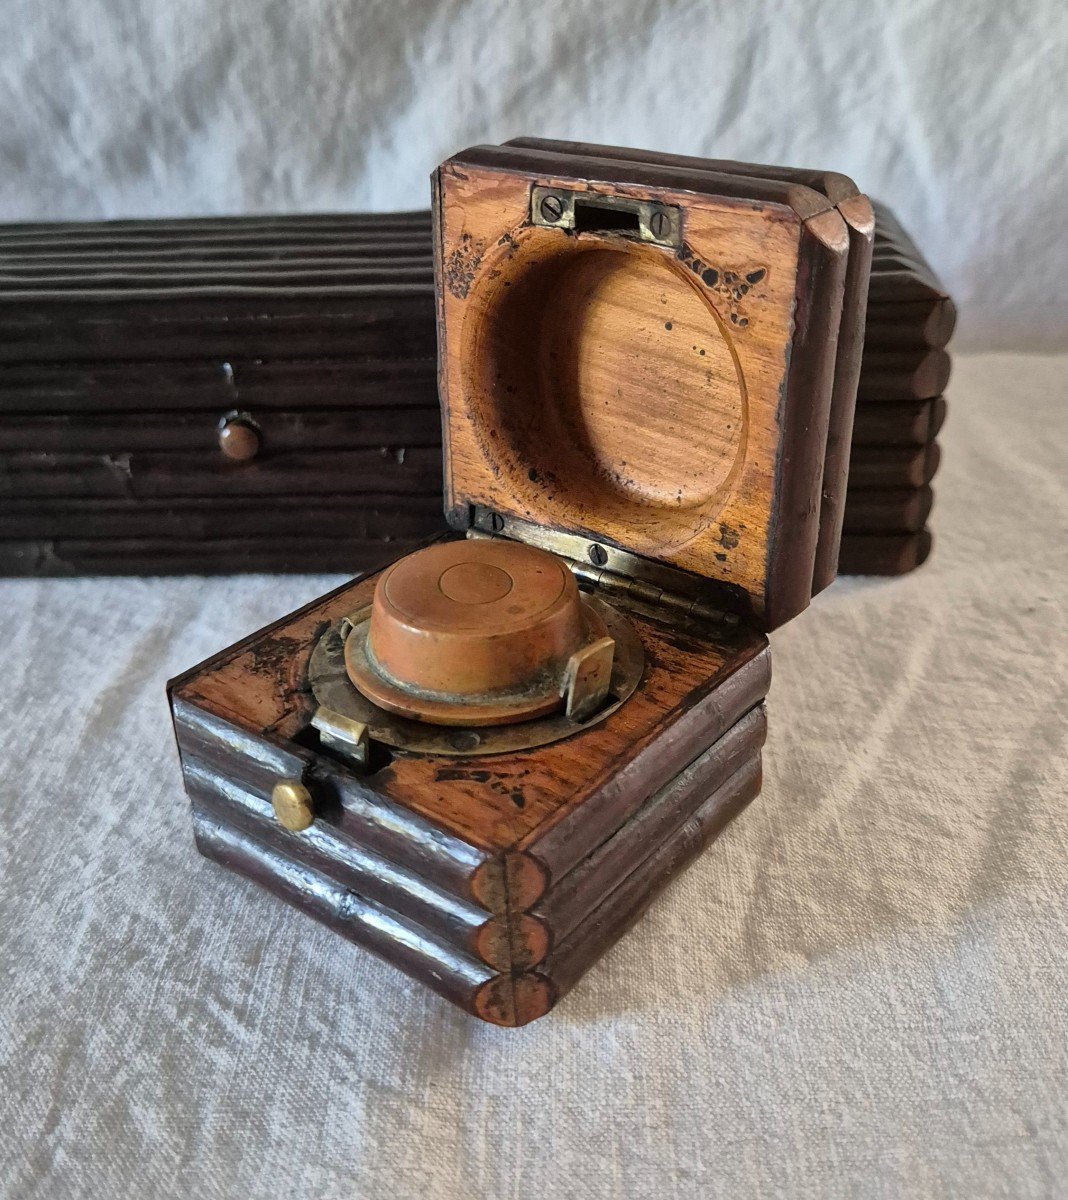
504, 139, 874, 597
0, 447, 443, 499
0, 536, 430, 577
179, 687, 765, 976
0, 212, 437, 365
2, 196, 951, 580
532, 705, 766, 943
837, 201, 950, 573
0, 292, 435, 364
865, 297, 957, 349
838, 529, 933, 575
434, 141, 850, 630
0, 407, 443, 454
160, 143, 870, 1023
0, 494, 444, 540
543, 754, 762, 1000
0, 357, 436, 414
190, 747, 765, 1027
169, 543, 771, 1023
191, 807, 501, 1018
171, 557, 770, 866
0, 210, 431, 238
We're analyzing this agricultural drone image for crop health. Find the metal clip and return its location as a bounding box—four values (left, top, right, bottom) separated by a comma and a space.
312, 705, 370, 766
561, 637, 616, 723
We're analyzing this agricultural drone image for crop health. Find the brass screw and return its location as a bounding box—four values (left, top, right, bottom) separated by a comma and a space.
271, 779, 314, 831
539, 194, 564, 222
649, 210, 669, 239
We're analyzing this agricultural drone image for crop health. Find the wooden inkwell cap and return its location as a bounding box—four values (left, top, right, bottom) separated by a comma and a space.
344, 538, 611, 726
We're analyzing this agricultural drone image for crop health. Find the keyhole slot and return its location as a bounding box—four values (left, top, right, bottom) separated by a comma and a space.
573, 200, 642, 238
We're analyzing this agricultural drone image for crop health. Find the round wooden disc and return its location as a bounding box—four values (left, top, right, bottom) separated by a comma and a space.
345, 538, 599, 726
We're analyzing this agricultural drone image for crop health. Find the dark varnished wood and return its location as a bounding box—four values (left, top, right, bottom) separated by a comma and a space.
171, 558, 770, 866
0, 536, 430, 577
841, 486, 934, 533
852, 397, 946, 446
0, 357, 436, 414
156, 144, 875, 1022
180, 689, 767, 977
858, 348, 952, 401
532, 705, 766, 943
0, 197, 948, 581
191, 747, 765, 1026
191, 807, 501, 1018
838, 529, 933, 575
543, 754, 763, 1000
0, 447, 443, 499
0, 292, 436, 363
848, 442, 941, 489
865, 297, 957, 349
0, 407, 443, 454
0, 494, 444, 540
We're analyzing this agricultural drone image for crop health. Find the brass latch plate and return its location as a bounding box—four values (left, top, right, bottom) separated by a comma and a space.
531, 185, 682, 249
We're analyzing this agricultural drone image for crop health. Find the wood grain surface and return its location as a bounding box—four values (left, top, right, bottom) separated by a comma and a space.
169, 540, 771, 1023
434, 142, 847, 630
0, 194, 949, 580
172, 556, 770, 870
0, 357, 436, 413
503, 139, 873, 603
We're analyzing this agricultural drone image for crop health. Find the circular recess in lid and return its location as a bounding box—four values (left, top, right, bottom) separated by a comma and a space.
464, 231, 748, 556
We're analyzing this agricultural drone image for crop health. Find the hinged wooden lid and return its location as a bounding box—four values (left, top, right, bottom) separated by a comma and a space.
433, 140, 859, 631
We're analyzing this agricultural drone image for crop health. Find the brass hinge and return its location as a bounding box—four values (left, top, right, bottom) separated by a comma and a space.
568, 558, 737, 625
468, 508, 739, 628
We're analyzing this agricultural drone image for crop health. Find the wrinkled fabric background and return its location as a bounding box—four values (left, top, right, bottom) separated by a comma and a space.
2, 359, 1066, 1198
1, 2, 1067, 1197
0, 0, 1065, 348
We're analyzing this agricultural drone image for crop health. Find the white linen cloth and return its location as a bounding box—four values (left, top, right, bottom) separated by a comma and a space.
0, 0, 1065, 351
1, 352, 1065, 1198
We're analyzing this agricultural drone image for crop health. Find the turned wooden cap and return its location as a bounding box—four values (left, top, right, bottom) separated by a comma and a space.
345, 539, 598, 726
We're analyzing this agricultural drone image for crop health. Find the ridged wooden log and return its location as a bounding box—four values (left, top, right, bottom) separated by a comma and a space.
852, 397, 946, 446
837, 529, 933, 575
847, 442, 941, 489
857, 349, 951, 401
841, 486, 934, 533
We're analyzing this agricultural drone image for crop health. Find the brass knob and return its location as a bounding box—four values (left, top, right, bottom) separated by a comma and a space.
218, 415, 260, 461
271, 779, 314, 831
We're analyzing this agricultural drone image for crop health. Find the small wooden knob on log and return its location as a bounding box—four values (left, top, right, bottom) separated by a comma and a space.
218, 416, 261, 461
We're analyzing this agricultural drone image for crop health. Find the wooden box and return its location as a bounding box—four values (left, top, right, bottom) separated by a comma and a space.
168, 139, 870, 1023
0, 198, 950, 579
0, 212, 441, 575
